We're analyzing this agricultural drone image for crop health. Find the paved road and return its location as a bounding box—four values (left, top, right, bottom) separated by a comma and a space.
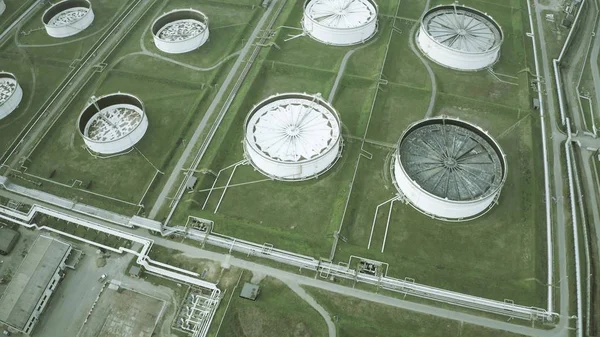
148, 0, 281, 219
532, 0, 571, 335
288, 283, 336, 337
328, 49, 356, 103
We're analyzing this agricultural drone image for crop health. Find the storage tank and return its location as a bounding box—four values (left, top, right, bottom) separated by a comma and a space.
392, 117, 507, 220
417, 4, 503, 71
77, 93, 148, 155
151, 9, 210, 54
0, 72, 23, 120
42, 0, 94, 38
302, 0, 378, 46
244, 93, 342, 181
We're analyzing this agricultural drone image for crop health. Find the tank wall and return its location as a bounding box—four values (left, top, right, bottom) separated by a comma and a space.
0, 1, 6, 16
394, 159, 498, 219
417, 27, 499, 71
246, 139, 340, 180
85, 113, 148, 154
0, 83, 23, 120
154, 29, 209, 54
45, 8, 94, 38
302, 16, 376, 46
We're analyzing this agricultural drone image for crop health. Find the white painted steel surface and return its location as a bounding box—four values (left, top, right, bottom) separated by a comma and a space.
42, 0, 94, 38
393, 118, 507, 220
417, 5, 503, 71
0, 72, 23, 120
78, 93, 148, 155
244, 93, 342, 180
302, 0, 378, 46
0, 0, 5, 17
152, 9, 209, 54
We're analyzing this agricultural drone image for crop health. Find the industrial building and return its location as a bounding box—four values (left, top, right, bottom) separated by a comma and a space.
0, 72, 23, 120
302, 0, 378, 46
42, 0, 95, 38
0, 236, 72, 335
417, 4, 503, 71
152, 9, 210, 54
0, 227, 20, 255
392, 117, 507, 220
244, 93, 342, 181
77, 93, 148, 155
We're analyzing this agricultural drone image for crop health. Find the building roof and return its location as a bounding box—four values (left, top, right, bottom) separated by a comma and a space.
0, 227, 19, 252
239, 283, 260, 300
0, 236, 70, 330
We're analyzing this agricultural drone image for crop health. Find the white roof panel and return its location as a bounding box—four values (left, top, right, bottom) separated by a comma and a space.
247, 97, 340, 163
306, 0, 376, 29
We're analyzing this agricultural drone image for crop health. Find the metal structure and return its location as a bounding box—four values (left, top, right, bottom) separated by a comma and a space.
151, 9, 209, 54
42, 0, 94, 38
77, 93, 148, 155
244, 93, 342, 181
392, 117, 507, 220
0, 72, 23, 120
302, 0, 378, 46
417, 4, 503, 71
0, 0, 5, 17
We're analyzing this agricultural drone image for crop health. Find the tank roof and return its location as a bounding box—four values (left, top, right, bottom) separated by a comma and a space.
398, 118, 506, 202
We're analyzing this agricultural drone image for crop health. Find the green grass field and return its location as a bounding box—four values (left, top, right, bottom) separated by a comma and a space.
2, 0, 548, 313
0, 0, 131, 157
305, 287, 528, 337
170, 0, 547, 309
214, 276, 327, 337
5, 0, 263, 214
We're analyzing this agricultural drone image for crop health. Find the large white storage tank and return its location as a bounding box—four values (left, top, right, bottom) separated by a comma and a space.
77, 93, 148, 155
417, 4, 503, 71
392, 117, 507, 221
151, 9, 210, 54
42, 0, 94, 38
302, 0, 378, 46
244, 93, 342, 181
0, 0, 6, 17
0, 72, 23, 120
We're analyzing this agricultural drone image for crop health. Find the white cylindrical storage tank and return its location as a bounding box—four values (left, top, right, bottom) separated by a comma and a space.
151, 9, 209, 54
417, 4, 503, 71
0, 0, 6, 17
42, 0, 94, 38
244, 93, 342, 181
0, 72, 23, 120
302, 0, 378, 46
392, 117, 507, 221
77, 93, 148, 155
